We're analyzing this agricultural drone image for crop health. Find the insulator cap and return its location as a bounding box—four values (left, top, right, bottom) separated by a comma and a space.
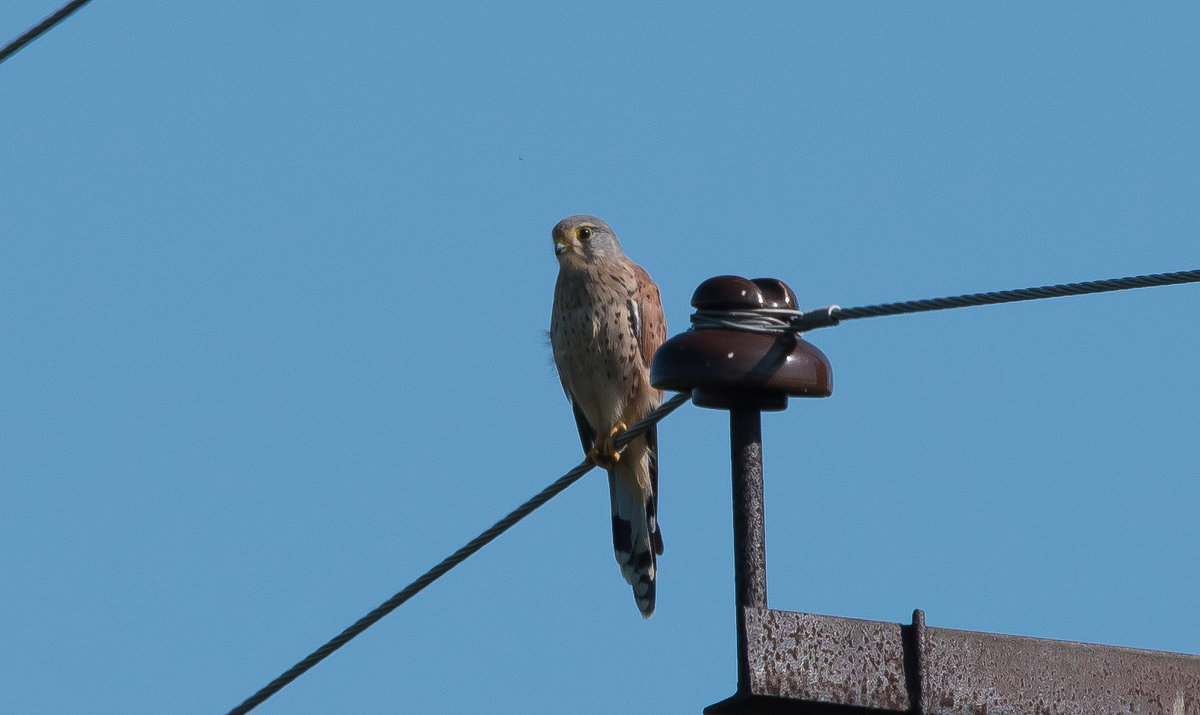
650, 276, 832, 411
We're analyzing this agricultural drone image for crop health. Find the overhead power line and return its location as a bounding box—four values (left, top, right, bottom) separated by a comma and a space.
0, 0, 94, 65
224, 391, 692, 715
827, 268, 1200, 324
691, 269, 1200, 334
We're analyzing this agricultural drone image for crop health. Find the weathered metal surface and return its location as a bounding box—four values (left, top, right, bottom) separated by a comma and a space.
919, 619, 1200, 714
742, 607, 911, 710
708, 606, 1200, 714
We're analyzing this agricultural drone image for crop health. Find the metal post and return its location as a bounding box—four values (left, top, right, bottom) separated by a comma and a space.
730, 406, 767, 693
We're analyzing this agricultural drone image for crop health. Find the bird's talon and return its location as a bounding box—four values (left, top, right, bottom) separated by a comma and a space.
587, 423, 627, 469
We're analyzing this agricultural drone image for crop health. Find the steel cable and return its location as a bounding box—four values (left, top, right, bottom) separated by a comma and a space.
691, 269, 1200, 334
225, 391, 691, 715
0, 0, 93, 65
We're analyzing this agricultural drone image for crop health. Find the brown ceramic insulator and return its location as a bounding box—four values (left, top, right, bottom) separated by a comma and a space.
650, 276, 833, 411
750, 277, 797, 309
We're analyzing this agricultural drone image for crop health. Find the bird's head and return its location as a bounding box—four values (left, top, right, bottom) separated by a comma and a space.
552, 215, 623, 265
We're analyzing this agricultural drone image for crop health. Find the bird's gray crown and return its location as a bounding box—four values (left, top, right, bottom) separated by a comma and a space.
552, 214, 624, 261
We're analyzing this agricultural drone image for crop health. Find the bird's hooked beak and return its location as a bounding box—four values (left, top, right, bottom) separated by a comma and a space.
553, 228, 576, 257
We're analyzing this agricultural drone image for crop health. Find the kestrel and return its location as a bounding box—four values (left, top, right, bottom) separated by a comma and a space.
550, 215, 667, 618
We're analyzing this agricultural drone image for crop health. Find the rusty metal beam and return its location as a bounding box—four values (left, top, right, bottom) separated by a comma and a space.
707, 606, 1200, 714
915, 610, 1200, 714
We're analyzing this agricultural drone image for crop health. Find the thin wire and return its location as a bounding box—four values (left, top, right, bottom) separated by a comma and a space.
224, 391, 691, 715
831, 269, 1200, 323
690, 308, 808, 334
0, 0, 94, 65
692, 269, 1200, 334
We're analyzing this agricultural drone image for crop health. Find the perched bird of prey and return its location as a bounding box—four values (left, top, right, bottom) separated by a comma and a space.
550, 215, 667, 617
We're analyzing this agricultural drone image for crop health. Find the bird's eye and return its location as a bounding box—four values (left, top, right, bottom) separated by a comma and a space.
578, 227, 593, 240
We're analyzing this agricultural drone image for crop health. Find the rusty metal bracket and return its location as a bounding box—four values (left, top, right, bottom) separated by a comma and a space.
704, 402, 1200, 714
650, 275, 1200, 715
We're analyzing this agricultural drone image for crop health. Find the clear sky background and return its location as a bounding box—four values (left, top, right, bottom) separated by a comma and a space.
3, 3, 1198, 714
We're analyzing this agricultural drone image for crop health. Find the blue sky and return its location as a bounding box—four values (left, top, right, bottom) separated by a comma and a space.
3, 3, 1198, 713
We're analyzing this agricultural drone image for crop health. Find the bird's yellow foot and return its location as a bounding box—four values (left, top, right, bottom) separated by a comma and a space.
587, 423, 627, 469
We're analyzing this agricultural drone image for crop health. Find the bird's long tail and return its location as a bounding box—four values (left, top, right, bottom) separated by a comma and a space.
608, 444, 663, 618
